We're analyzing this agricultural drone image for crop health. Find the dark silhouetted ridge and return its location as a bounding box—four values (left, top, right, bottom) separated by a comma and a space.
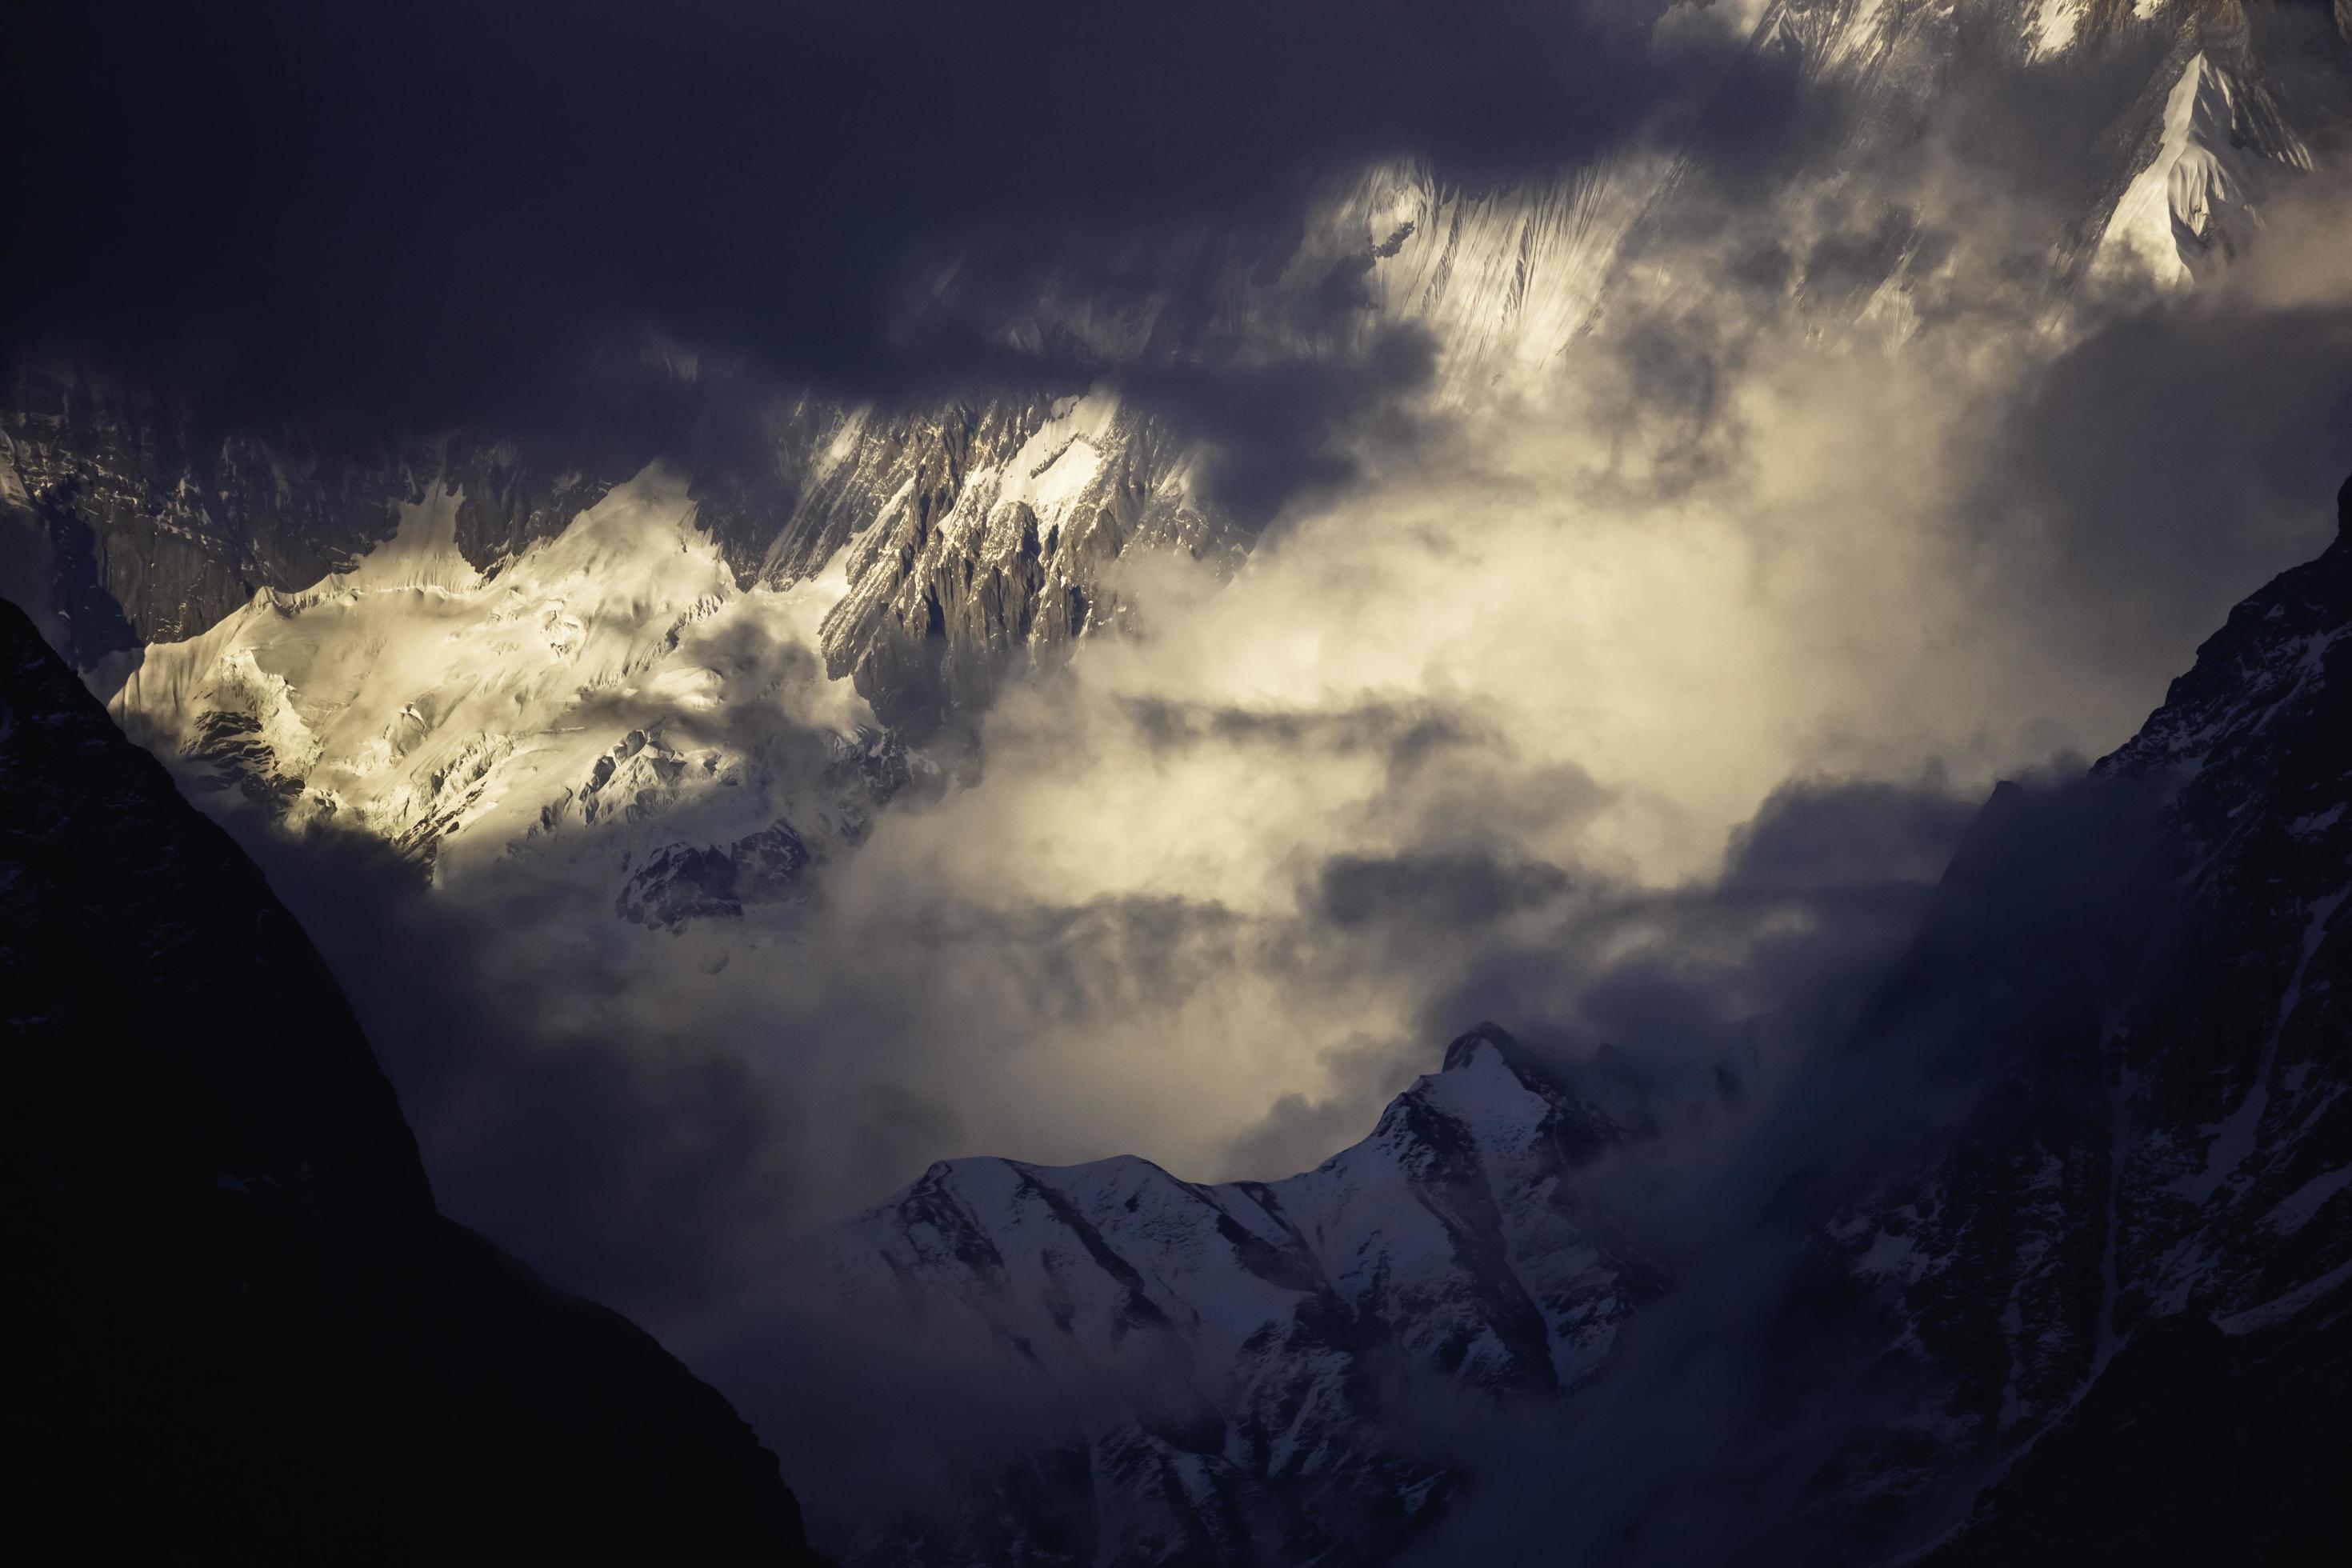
0, 597, 823, 1564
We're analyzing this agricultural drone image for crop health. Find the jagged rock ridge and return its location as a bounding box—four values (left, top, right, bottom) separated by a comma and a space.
1814, 474, 2352, 1563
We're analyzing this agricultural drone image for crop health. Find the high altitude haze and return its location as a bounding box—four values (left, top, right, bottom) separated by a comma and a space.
6, 4, 2352, 1564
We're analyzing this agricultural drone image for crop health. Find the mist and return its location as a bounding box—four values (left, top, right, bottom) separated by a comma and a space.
193, 163, 2352, 1391
71, 9, 2352, 1557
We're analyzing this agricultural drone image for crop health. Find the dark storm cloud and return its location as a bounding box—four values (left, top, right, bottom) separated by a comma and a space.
1207, 773, 1990, 1186
1608, 10, 2174, 304
1718, 774, 1988, 898
1966, 273, 2352, 691
1118, 693, 1479, 764
1315, 847, 1574, 929
1469, 802, 1966, 1097
1402, 768, 2187, 1568
1123, 326, 1445, 524
1558, 774, 2028, 1078
2, 0, 1780, 427
226, 818, 806, 1329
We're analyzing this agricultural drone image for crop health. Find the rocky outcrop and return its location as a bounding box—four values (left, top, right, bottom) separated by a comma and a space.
0, 365, 642, 663
805, 392, 1230, 732
1779, 474, 2352, 1558
619, 819, 814, 930
1907, 485, 2352, 1568
0, 595, 825, 1563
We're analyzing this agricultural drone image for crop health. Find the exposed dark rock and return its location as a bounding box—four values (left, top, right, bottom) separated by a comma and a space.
618, 819, 814, 930
1926, 1305, 2352, 1566
185, 708, 306, 811
1775, 474, 2352, 1559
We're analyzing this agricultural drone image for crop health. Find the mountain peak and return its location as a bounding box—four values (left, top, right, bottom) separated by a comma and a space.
815, 1009, 1661, 1561
1439, 1020, 1520, 1074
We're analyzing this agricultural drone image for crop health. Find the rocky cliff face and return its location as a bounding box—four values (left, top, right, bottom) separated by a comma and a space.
78, 465, 951, 945
1788, 473, 2352, 1561
0, 595, 824, 1563
0, 366, 648, 662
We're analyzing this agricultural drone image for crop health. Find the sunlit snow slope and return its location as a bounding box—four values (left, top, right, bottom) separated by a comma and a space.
44, 5, 2336, 838
99, 465, 891, 918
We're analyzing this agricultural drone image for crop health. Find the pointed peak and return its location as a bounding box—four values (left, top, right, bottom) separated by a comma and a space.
1441, 1022, 1519, 1074
2336, 470, 2351, 542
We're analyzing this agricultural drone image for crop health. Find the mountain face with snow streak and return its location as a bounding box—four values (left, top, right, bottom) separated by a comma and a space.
810, 1025, 1666, 1566
0, 594, 822, 1563
800, 478, 2352, 1566
1785, 474, 2352, 1561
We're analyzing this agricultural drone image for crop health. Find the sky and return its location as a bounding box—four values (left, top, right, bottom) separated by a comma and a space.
14, 2, 2352, 1553
3, 1, 1778, 426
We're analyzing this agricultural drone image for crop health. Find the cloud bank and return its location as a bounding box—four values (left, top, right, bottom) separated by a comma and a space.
4, 0, 1779, 426
214, 165, 2352, 1366
83, 6, 2351, 1549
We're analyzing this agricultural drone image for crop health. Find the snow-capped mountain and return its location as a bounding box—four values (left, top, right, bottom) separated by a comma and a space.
802, 475, 2352, 1565
810, 1025, 1662, 1565
94, 463, 904, 906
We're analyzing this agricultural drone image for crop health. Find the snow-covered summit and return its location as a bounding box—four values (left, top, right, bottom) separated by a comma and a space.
810, 1023, 1659, 1564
